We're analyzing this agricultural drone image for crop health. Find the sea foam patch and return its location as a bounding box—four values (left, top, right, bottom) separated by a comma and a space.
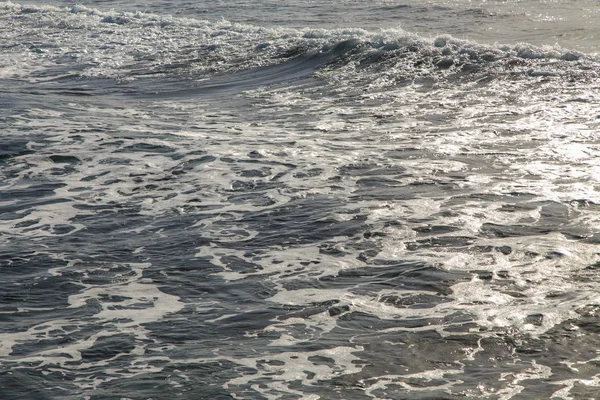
3, 1, 600, 398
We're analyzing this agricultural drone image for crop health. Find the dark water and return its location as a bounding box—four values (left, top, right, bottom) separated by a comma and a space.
2, 1, 600, 399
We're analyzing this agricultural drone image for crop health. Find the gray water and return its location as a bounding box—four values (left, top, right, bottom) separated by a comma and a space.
2, 1, 600, 399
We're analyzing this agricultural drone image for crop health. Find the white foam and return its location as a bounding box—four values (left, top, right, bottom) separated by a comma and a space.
223, 345, 364, 398
0, 259, 183, 394
4, 2, 600, 397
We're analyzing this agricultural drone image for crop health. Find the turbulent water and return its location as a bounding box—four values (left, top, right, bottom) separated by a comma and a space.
2, 1, 600, 399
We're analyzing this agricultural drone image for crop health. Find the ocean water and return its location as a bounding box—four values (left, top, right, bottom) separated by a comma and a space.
2, 1, 600, 399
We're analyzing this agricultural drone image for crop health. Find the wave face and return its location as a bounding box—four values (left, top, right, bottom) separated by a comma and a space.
2, 2, 600, 400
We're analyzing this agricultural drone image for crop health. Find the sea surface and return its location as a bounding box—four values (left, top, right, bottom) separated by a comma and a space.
2, 1, 600, 399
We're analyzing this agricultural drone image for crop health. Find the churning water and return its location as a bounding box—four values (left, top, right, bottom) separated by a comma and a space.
2, 1, 600, 399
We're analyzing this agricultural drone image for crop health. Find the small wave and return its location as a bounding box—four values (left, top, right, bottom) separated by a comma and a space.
2, 1, 598, 87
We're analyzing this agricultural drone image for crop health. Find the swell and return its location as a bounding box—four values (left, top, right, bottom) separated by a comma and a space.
2, 1, 599, 94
